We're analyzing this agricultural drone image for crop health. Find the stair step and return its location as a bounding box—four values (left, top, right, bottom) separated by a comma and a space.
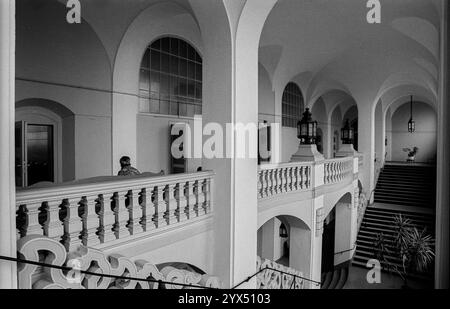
321, 271, 333, 289
328, 269, 340, 289
335, 268, 348, 289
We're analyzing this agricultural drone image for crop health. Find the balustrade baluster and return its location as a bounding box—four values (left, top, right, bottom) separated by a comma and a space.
141, 188, 156, 231
44, 200, 64, 242
257, 172, 263, 198
82, 195, 101, 246
203, 178, 211, 214
164, 184, 177, 225
127, 189, 144, 235
16, 205, 28, 239
268, 170, 274, 196
98, 194, 116, 243
113, 191, 131, 239
62, 197, 83, 251
176, 182, 188, 222
186, 181, 197, 219
154, 185, 167, 228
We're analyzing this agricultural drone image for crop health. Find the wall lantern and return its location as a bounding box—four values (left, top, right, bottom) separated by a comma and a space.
297, 108, 318, 145
341, 119, 354, 145
279, 223, 288, 238
408, 95, 415, 133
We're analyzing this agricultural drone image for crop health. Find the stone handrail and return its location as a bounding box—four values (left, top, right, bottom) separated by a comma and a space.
17, 235, 221, 289
16, 172, 214, 251
324, 157, 354, 185
256, 256, 305, 289
257, 162, 312, 199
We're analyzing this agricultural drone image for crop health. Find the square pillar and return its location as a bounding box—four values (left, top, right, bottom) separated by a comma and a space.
0, 0, 17, 289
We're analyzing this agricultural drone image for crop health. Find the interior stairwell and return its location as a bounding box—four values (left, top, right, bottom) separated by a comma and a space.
352, 163, 436, 283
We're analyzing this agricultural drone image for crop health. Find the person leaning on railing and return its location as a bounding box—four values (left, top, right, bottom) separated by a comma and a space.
118, 156, 141, 176
118, 156, 165, 177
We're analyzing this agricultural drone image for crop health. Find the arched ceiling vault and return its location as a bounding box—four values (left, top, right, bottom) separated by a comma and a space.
259, 0, 442, 112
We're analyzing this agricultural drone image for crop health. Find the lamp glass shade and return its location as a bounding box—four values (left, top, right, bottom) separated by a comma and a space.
297, 108, 317, 145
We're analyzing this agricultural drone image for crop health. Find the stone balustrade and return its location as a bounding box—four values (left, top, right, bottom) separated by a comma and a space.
17, 235, 221, 289
258, 156, 355, 200
257, 162, 312, 199
256, 256, 305, 289
324, 157, 354, 185
16, 172, 214, 251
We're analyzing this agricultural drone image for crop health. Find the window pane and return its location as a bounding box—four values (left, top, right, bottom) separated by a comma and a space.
161, 37, 170, 53
180, 40, 187, 58
195, 51, 202, 63
179, 103, 187, 117
195, 63, 202, 81
170, 38, 179, 55
170, 76, 179, 96
188, 80, 195, 97
186, 104, 195, 117
170, 55, 178, 75
150, 99, 160, 114
151, 39, 161, 51
142, 38, 203, 116
180, 58, 187, 77
195, 105, 202, 116
150, 71, 160, 93
187, 45, 196, 60
139, 69, 149, 91
160, 74, 169, 94
195, 82, 202, 100
160, 100, 169, 115
151, 50, 161, 71
170, 102, 178, 116
141, 49, 150, 69
161, 53, 169, 72
179, 79, 188, 96
139, 97, 150, 113
188, 61, 195, 80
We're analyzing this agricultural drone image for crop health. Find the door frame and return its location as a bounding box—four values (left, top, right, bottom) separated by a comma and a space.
16, 106, 62, 186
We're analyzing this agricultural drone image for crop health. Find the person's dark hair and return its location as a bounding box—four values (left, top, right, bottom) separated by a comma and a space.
120, 156, 131, 168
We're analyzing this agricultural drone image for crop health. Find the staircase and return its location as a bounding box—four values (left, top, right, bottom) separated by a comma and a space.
353, 206, 435, 279
374, 164, 436, 209
321, 265, 349, 289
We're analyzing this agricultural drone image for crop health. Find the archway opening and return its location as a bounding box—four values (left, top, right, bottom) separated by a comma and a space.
257, 215, 311, 275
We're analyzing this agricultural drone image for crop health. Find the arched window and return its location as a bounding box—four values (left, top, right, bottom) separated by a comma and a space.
282, 82, 304, 128
139, 37, 202, 117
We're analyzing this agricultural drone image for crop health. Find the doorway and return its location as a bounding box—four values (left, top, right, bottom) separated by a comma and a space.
15, 121, 55, 187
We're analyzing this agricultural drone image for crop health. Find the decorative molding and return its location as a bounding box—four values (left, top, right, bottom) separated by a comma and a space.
315, 208, 325, 237
256, 256, 305, 289
17, 235, 221, 289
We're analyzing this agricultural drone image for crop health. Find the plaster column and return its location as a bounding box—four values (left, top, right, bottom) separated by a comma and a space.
199, 0, 278, 288
358, 103, 376, 203
322, 123, 332, 159
334, 199, 357, 266
0, 0, 17, 289
435, 0, 449, 289
289, 225, 313, 287
271, 90, 283, 164
259, 218, 277, 261
374, 102, 384, 171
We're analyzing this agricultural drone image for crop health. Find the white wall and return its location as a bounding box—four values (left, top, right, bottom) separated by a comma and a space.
137, 114, 202, 174
389, 102, 437, 163
16, 0, 113, 181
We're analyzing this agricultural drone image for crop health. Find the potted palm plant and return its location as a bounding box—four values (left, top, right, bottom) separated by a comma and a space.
373, 214, 435, 289
403, 147, 419, 163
